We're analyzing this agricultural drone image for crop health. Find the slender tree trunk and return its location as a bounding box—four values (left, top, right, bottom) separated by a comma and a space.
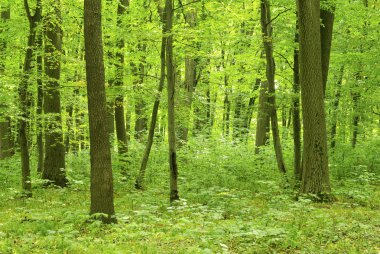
330, 66, 344, 148
165, 0, 179, 203
42, 0, 67, 187
243, 79, 260, 138
0, 6, 13, 159
18, 0, 42, 196
297, 0, 331, 198
320, 1, 335, 94
177, 9, 197, 145
351, 90, 360, 148
84, 0, 116, 223
36, 31, 44, 172
134, 46, 148, 141
293, 19, 302, 181
65, 105, 73, 153
260, 0, 286, 173
114, 0, 129, 175
255, 81, 270, 153
135, 7, 167, 189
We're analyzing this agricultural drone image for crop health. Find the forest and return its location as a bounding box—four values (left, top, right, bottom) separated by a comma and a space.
0, 0, 379, 253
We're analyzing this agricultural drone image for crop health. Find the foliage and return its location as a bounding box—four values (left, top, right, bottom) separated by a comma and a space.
1, 140, 380, 253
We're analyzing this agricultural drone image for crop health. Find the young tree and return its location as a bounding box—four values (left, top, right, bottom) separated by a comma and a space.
297, 0, 331, 198
18, 0, 42, 196
135, 3, 166, 190
42, 0, 67, 187
0, 6, 13, 159
165, 0, 179, 202
293, 20, 302, 181
260, 0, 286, 173
84, 0, 116, 222
114, 0, 129, 175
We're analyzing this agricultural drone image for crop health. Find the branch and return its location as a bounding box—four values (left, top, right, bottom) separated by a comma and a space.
274, 51, 294, 70
173, 0, 201, 11
24, 0, 32, 21
267, 8, 291, 25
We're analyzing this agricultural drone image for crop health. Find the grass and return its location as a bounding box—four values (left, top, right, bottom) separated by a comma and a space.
0, 138, 379, 253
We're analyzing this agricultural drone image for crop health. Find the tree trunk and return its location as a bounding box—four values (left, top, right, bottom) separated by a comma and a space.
177, 9, 197, 145
42, 1, 67, 187
114, 0, 129, 175
260, 0, 286, 173
135, 7, 167, 189
36, 31, 44, 172
18, 0, 42, 196
165, 0, 179, 203
297, 0, 331, 198
0, 6, 13, 159
330, 66, 344, 148
293, 19, 302, 181
320, 1, 335, 94
84, 0, 116, 223
255, 81, 270, 153
134, 46, 148, 141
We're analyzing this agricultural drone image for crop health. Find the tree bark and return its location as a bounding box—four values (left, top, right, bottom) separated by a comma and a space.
84, 0, 116, 223
255, 81, 270, 153
36, 31, 44, 172
293, 19, 302, 181
260, 0, 286, 173
297, 0, 331, 198
320, 1, 335, 94
42, 0, 67, 187
165, 0, 179, 203
330, 66, 344, 148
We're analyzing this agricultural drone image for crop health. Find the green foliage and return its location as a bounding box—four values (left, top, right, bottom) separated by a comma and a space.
1, 140, 380, 253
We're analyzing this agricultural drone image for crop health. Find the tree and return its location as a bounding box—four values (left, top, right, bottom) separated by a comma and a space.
0, 5, 13, 159
165, 0, 179, 202
260, 0, 286, 173
135, 2, 167, 190
114, 0, 130, 175
18, 0, 42, 196
84, 0, 116, 222
297, 0, 331, 198
292, 19, 302, 181
42, 0, 67, 187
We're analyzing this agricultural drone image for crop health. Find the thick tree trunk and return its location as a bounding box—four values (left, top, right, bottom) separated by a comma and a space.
42, 1, 67, 187
165, 0, 179, 203
84, 0, 116, 223
293, 20, 302, 181
260, 0, 286, 173
114, 0, 129, 175
297, 0, 331, 197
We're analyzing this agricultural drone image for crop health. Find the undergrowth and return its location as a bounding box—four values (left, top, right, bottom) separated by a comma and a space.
0, 137, 379, 253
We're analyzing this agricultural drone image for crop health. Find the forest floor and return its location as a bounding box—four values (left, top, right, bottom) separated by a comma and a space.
1, 139, 380, 253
